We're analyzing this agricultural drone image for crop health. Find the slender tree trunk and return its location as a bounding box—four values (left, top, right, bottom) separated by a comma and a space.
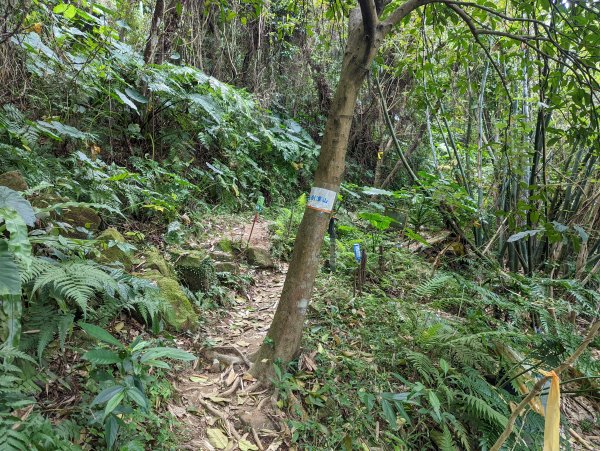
380, 123, 426, 189
250, 8, 380, 381
249, 0, 449, 382
144, 0, 165, 64
144, 0, 187, 64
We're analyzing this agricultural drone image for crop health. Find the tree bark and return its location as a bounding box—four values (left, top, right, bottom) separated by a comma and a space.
144, 0, 165, 64
144, 0, 187, 64
250, 7, 381, 381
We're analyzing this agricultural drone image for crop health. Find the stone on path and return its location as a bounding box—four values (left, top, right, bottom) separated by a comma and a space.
246, 246, 274, 269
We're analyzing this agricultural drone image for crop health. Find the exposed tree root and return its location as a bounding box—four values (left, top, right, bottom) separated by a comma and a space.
251, 428, 264, 450
208, 345, 252, 367
220, 376, 241, 397
197, 398, 241, 440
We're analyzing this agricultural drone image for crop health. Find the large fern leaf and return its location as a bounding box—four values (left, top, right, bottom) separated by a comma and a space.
29, 259, 117, 314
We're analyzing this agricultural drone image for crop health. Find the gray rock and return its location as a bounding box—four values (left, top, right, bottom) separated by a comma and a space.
210, 250, 234, 262
214, 261, 238, 274
246, 246, 274, 268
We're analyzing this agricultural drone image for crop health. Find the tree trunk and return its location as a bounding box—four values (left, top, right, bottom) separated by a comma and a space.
144, 0, 187, 64
144, 0, 165, 64
250, 8, 380, 381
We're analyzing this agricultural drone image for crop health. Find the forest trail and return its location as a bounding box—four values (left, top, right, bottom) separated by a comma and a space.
168, 218, 290, 451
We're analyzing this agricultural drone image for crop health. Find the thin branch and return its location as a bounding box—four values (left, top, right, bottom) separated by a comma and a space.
382, 0, 438, 32
446, 4, 512, 101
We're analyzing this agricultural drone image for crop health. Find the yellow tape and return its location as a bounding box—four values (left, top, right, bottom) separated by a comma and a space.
539, 370, 560, 451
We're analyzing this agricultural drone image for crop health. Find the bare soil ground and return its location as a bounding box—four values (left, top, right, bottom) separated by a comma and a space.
168, 217, 292, 451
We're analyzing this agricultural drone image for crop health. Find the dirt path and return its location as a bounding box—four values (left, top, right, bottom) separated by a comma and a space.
168, 218, 290, 451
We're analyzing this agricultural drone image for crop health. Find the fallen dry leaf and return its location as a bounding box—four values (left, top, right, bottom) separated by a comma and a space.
190, 375, 209, 383
207, 428, 229, 449
266, 438, 283, 451
226, 371, 237, 386
242, 373, 256, 382
205, 395, 229, 404
238, 438, 259, 451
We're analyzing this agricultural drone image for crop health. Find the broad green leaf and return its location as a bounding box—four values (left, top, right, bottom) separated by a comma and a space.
551, 221, 568, 233
0, 187, 36, 225
428, 391, 442, 422
105, 415, 119, 450
115, 89, 139, 113
507, 229, 543, 243
92, 385, 125, 406
130, 339, 151, 352
140, 359, 171, 369
127, 387, 148, 409
0, 240, 21, 296
0, 208, 31, 265
358, 211, 396, 231
79, 322, 124, 348
53, 3, 68, 13
439, 358, 450, 376
124, 87, 148, 104
361, 187, 394, 196
188, 94, 222, 123
104, 390, 125, 418
64, 4, 77, 19
83, 349, 122, 364
37, 120, 90, 140
380, 399, 397, 428
404, 227, 430, 246
140, 347, 196, 363
2, 293, 22, 349
573, 225, 588, 243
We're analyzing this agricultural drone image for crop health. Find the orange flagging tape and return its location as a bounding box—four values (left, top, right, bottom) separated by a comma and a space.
539, 370, 560, 451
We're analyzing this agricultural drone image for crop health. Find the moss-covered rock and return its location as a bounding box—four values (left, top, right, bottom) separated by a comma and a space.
29, 192, 69, 209
214, 261, 238, 274
0, 170, 28, 191
29, 192, 101, 237
140, 270, 197, 330
210, 251, 234, 262
142, 247, 176, 278
172, 250, 217, 292
97, 227, 125, 243
61, 205, 101, 237
246, 246, 275, 268
95, 228, 133, 270
217, 238, 234, 253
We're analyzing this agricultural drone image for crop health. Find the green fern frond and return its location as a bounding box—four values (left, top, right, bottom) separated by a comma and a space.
431, 426, 458, 451
461, 393, 508, 428
404, 350, 438, 384
414, 273, 454, 299
445, 413, 471, 451
29, 259, 117, 315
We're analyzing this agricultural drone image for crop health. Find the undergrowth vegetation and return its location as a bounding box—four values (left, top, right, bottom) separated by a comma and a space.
268, 193, 599, 450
